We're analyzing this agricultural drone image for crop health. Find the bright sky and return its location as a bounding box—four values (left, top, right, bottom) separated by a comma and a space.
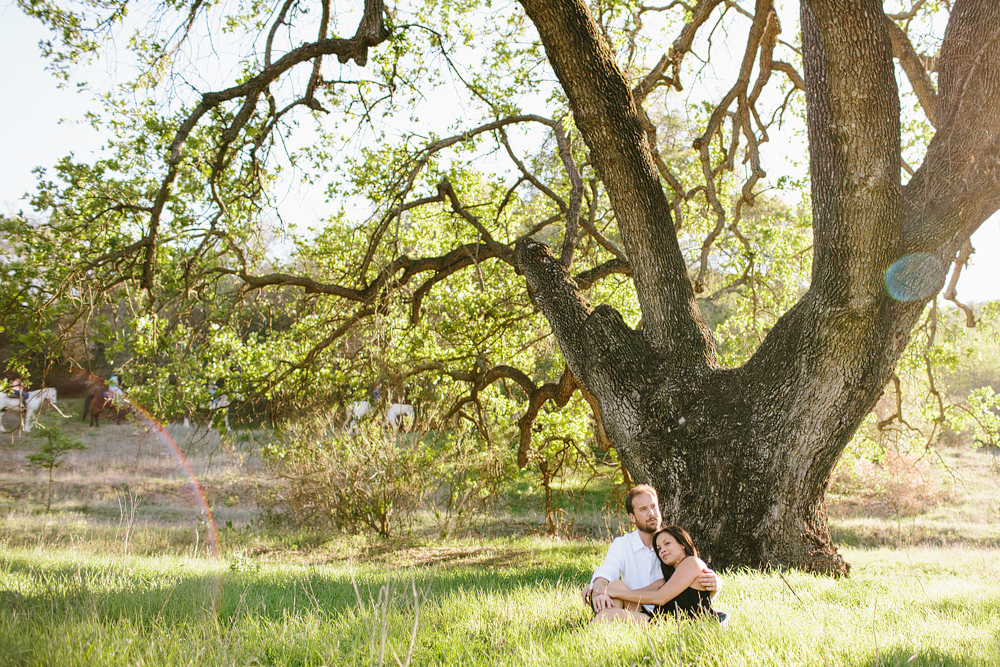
1, 7, 997, 303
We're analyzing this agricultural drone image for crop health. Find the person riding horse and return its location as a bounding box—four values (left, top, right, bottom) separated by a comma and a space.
106, 375, 124, 398
7, 378, 26, 409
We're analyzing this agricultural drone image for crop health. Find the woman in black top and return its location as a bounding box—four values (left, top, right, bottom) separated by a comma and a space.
606, 525, 715, 619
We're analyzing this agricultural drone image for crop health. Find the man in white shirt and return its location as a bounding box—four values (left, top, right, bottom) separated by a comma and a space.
583, 484, 721, 620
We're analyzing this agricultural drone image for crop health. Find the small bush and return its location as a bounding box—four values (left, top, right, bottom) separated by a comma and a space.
27, 419, 87, 513
831, 450, 943, 517
258, 411, 509, 537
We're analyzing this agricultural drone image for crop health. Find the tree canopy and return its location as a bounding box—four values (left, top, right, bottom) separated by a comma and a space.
3, 0, 999, 572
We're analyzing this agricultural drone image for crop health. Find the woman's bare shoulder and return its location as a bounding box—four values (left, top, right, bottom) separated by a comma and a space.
675, 556, 709, 588
677, 556, 706, 570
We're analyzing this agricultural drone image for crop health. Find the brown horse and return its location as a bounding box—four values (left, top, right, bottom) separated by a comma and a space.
82, 392, 128, 427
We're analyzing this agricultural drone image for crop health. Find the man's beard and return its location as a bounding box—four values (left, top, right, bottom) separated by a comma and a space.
638, 517, 660, 534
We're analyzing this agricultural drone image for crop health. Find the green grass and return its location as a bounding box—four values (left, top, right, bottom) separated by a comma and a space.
2, 409, 999, 665
1, 539, 998, 666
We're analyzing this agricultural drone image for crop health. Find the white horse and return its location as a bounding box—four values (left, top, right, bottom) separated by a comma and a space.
183, 393, 237, 431
347, 400, 371, 435
346, 400, 415, 433
386, 402, 415, 430
0, 387, 58, 433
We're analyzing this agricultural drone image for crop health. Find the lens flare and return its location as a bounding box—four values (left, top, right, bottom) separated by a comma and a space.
78, 371, 220, 558
129, 402, 220, 558
884, 253, 946, 302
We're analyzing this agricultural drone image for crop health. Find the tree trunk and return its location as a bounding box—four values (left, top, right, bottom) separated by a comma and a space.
517, 0, 1000, 573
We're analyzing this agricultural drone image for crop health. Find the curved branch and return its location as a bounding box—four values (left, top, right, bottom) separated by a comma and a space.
552, 122, 585, 267
884, 14, 937, 126
691, 1, 777, 293
516, 366, 579, 466
772, 61, 804, 90
130, 0, 391, 292
359, 115, 554, 280
230, 239, 503, 308
519, 0, 714, 366
633, 0, 726, 101
167, 3, 388, 167
574, 259, 632, 290
942, 239, 977, 327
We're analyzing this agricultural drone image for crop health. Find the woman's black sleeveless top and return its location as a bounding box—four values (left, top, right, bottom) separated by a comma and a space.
648, 586, 713, 618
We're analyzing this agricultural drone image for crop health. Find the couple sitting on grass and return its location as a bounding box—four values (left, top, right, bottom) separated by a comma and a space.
582, 484, 727, 625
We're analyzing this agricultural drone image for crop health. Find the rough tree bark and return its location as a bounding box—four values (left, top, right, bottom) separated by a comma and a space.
517, 0, 1000, 573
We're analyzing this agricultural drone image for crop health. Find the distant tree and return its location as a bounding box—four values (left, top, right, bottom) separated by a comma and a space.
4, 0, 1000, 572
28, 421, 86, 513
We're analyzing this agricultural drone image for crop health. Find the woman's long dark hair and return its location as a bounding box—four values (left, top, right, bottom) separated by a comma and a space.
653, 525, 699, 579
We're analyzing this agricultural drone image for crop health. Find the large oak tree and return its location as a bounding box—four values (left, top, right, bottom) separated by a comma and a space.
4, 0, 999, 573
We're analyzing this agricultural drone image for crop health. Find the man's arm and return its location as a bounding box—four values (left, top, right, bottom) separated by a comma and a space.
587, 576, 615, 612
586, 537, 630, 612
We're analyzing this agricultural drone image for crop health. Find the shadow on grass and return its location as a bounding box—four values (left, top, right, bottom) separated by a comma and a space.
0, 549, 596, 666
0, 546, 593, 625
859, 647, 994, 667
830, 521, 1000, 550
346, 536, 600, 569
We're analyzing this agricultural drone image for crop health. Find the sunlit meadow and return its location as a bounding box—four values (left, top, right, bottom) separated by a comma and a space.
2, 400, 998, 666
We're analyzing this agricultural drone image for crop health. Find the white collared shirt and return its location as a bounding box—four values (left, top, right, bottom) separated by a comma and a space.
591, 529, 662, 591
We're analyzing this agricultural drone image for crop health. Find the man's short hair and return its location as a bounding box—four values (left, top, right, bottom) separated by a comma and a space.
625, 483, 658, 515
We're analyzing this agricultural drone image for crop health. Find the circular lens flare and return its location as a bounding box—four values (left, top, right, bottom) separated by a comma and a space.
884, 253, 946, 302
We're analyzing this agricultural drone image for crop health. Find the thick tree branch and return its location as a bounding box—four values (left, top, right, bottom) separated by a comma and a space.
519, 0, 714, 367
801, 0, 900, 311
574, 259, 631, 290
902, 0, 1000, 256
772, 60, 805, 90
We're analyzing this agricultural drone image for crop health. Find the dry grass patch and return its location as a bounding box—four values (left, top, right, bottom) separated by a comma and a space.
828, 446, 1000, 548
0, 400, 262, 554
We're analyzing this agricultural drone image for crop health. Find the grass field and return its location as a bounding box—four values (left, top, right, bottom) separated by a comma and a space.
1, 400, 999, 666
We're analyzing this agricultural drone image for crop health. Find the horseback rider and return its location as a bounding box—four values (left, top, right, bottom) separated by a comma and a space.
106, 374, 124, 400
7, 378, 26, 409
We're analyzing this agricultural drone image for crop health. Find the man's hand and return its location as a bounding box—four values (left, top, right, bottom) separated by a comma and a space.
590, 591, 614, 612
585, 578, 615, 612
698, 567, 723, 596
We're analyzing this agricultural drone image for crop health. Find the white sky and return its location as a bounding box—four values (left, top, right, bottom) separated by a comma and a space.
1, 7, 997, 303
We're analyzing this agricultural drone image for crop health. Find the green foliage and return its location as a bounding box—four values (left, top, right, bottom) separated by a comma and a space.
260, 412, 511, 538
836, 301, 1000, 490
959, 387, 1000, 449
27, 419, 87, 513
694, 195, 813, 367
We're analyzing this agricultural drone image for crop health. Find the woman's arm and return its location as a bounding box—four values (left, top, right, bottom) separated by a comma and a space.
633, 579, 666, 592
606, 558, 705, 607
606, 578, 665, 596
